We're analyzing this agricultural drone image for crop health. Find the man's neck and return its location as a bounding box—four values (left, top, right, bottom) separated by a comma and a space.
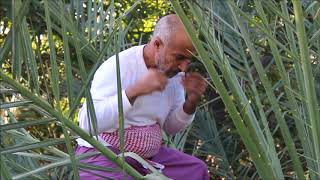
143, 43, 156, 69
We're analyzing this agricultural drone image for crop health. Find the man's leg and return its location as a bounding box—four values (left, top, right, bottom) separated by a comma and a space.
75, 145, 148, 180
150, 146, 210, 180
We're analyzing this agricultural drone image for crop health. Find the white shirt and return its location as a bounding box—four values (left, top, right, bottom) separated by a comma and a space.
77, 45, 194, 147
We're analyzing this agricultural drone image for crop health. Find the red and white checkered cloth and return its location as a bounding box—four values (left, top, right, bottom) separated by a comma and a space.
100, 124, 162, 158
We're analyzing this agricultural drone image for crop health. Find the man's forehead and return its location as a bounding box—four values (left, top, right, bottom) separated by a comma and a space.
174, 32, 194, 50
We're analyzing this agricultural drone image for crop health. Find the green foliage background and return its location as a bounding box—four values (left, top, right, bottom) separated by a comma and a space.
1, 0, 319, 179
0, 0, 171, 141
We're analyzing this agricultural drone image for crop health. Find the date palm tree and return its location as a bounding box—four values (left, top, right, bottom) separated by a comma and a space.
171, 0, 320, 179
1, 0, 319, 179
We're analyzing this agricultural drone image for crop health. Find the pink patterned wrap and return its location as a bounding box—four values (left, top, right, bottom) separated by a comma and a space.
100, 123, 162, 158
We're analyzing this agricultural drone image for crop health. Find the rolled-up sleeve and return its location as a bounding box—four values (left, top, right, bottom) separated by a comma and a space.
163, 74, 195, 135
163, 105, 194, 135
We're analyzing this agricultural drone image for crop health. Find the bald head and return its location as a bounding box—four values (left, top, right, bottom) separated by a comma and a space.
143, 14, 196, 75
152, 14, 185, 45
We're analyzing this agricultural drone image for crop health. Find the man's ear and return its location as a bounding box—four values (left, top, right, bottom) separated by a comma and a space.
153, 36, 163, 50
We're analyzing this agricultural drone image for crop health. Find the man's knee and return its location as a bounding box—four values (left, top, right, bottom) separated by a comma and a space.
188, 156, 210, 179
193, 156, 208, 170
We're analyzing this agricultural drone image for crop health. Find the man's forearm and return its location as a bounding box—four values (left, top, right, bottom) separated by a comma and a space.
125, 84, 143, 105
183, 100, 197, 114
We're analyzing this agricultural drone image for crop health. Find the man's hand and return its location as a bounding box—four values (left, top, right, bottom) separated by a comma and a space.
126, 69, 168, 104
182, 72, 207, 114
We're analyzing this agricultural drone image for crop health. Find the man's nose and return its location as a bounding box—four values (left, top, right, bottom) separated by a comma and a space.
178, 60, 190, 72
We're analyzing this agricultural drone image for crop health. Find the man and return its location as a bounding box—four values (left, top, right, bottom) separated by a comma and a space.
76, 14, 209, 180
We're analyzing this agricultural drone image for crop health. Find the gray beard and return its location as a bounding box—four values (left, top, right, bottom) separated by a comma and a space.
156, 60, 179, 78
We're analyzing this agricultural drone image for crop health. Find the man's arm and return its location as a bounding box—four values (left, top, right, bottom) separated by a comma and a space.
163, 73, 207, 135
78, 57, 133, 134
126, 68, 168, 104
79, 63, 168, 134
182, 73, 207, 114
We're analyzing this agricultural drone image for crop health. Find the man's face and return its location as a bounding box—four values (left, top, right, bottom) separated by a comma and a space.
155, 29, 195, 78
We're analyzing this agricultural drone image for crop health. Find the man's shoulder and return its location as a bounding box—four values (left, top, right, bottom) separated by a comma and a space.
120, 45, 145, 58
123, 45, 145, 52
105, 45, 145, 62
97, 45, 145, 72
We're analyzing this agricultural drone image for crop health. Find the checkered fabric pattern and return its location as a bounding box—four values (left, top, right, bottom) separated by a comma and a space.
100, 124, 162, 158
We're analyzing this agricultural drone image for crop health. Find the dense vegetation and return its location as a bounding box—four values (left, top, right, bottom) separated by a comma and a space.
1, 0, 319, 179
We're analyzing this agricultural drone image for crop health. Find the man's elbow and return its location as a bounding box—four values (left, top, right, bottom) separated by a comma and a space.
163, 122, 181, 135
